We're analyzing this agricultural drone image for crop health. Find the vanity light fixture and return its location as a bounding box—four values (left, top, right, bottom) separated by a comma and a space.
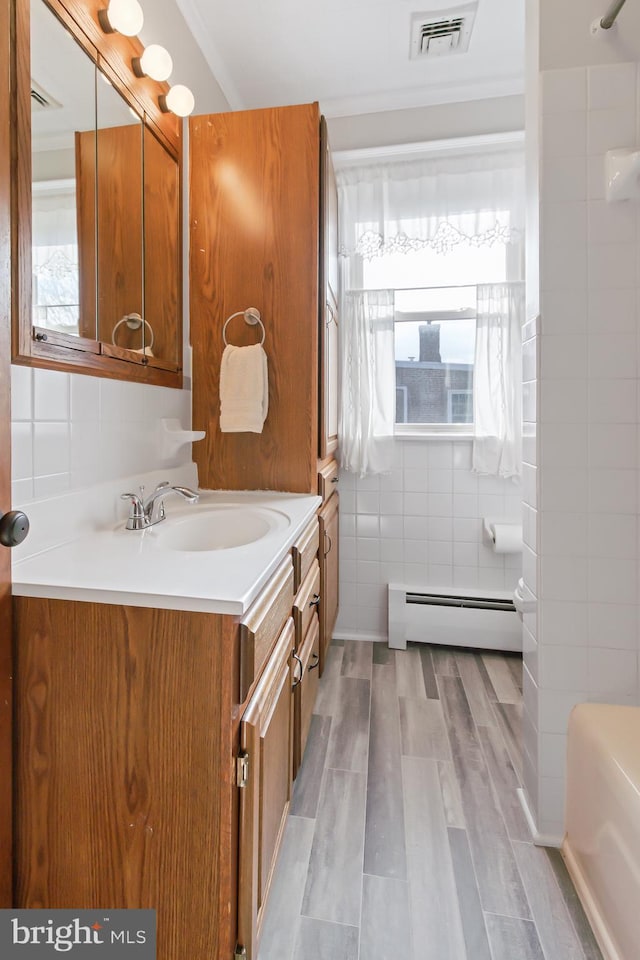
98, 0, 144, 37
159, 84, 195, 118
132, 44, 173, 82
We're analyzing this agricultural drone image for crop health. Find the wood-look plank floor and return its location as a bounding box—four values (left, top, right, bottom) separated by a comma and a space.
257, 642, 603, 960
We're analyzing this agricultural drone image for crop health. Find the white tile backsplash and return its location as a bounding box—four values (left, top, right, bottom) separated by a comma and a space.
11, 422, 33, 481
11, 365, 33, 421
11, 367, 192, 507
33, 368, 70, 422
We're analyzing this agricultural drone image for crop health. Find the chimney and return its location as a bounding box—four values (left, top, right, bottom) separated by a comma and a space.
419, 323, 441, 362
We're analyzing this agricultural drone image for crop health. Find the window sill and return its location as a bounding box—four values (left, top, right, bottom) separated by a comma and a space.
395, 425, 474, 441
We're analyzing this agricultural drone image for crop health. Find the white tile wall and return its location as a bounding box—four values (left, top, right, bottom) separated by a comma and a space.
10, 365, 192, 505
334, 438, 522, 641
527, 52, 640, 840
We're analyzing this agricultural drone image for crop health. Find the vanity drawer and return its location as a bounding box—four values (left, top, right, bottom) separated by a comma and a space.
318, 459, 339, 503
291, 518, 319, 592
239, 556, 294, 701
292, 560, 320, 650
294, 613, 320, 776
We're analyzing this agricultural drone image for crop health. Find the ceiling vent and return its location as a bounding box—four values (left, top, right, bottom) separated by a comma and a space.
410, 3, 477, 59
30, 80, 62, 111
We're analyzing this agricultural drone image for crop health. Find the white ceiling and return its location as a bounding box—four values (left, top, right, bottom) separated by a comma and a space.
175, 0, 525, 118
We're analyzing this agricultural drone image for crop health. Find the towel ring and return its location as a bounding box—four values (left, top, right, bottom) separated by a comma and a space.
112, 313, 155, 352
222, 307, 265, 346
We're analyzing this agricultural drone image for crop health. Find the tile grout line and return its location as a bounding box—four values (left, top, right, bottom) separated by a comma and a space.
460, 658, 541, 944
470, 658, 556, 960
355, 641, 374, 960
435, 666, 487, 960
392, 647, 415, 960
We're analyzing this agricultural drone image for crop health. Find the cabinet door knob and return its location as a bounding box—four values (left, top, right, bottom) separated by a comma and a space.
292, 652, 304, 688
0, 510, 30, 548
330, 476, 339, 483
309, 593, 320, 608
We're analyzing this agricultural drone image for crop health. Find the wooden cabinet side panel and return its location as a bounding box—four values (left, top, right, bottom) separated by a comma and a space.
0, 0, 14, 907
319, 494, 339, 669
189, 103, 320, 493
319, 117, 339, 461
14, 598, 238, 960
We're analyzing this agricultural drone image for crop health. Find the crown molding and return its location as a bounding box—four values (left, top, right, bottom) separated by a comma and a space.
320, 73, 524, 120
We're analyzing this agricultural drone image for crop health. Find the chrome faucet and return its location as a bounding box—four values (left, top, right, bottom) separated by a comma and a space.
120, 481, 199, 530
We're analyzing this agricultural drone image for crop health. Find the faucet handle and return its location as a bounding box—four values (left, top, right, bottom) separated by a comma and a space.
121, 492, 143, 510
120, 492, 147, 529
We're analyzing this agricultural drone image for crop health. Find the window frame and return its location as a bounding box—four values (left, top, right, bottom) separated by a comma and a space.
393, 300, 476, 437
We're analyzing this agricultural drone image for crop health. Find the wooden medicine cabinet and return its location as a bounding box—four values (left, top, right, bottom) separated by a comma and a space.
10, 0, 183, 387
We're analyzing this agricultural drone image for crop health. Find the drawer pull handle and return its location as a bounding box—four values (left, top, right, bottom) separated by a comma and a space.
309, 594, 320, 608
292, 652, 304, 688
308, 652, 320, 671
324, 533, 332, 556
330, 476, 339, 483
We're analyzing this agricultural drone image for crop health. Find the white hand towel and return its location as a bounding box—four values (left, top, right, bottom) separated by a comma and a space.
219, 343, 269, 433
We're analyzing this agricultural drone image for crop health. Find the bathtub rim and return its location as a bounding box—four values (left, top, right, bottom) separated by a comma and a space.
561, 837, 623, 960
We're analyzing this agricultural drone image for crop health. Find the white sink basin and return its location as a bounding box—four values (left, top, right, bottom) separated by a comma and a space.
150, 505, 289, 552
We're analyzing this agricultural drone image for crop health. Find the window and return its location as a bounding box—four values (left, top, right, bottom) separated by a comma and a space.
362, 234, 508, 432
448, 389, 473, 424
32, 181, 81, 336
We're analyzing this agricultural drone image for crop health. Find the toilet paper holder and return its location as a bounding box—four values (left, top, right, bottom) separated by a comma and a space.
483, 517, 523, 554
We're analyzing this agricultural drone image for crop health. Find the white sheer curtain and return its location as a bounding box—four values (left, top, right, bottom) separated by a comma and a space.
340, 289, 396, 476
337, 142, 525, 477
338, 146, 525, 259
472, 283, 524, 479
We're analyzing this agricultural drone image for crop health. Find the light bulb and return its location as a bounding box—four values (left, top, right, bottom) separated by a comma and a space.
138, 44, 173, 82
103, 0, 144, 36
164, 84, 195, 117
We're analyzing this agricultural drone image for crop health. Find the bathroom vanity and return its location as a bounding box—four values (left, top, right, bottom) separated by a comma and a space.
13, 488, 322, 960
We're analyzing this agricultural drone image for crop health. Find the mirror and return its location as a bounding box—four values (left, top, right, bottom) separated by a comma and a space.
15, 0, 183, 386
31, 0, 96, 341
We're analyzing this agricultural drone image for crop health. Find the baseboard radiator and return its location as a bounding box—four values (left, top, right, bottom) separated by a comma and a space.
388, 584, 522, 652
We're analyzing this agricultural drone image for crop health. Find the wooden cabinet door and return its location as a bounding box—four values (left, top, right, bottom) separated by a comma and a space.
294, 614, 320, 776
318, 494, 339, 672
190, 103, 320, 494
237, 617, 295, 959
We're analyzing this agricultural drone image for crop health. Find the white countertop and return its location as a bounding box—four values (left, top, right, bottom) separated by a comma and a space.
13, 485, 321, 616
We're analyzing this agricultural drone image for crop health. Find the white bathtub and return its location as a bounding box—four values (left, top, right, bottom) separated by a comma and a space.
563, 703, 640, 960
